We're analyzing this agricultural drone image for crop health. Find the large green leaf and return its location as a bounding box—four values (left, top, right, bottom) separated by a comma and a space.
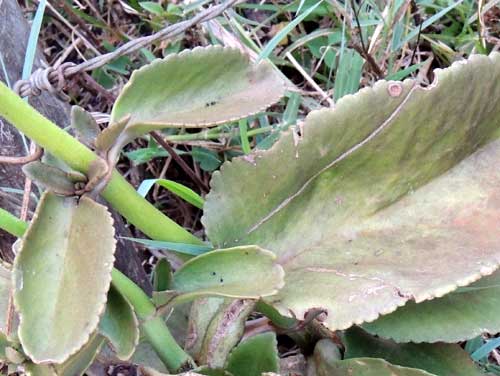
14, 192, 116, 363
203, 53, 500, 331
343, 327, 484, 376
226, 332, 279, 376
153, 246, 284, 307
312, 358, 436, 376
108, 46, 285, 150
363, 269, 500, 342
99, 285, 139, 360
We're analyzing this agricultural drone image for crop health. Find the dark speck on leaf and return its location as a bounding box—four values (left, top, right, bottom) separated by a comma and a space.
220, 278, 224, 283
212, 272, 216, 276
205, 101, 217, 107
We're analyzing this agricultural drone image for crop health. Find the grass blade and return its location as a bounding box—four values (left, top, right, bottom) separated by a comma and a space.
122, 237, 212, 256
471, 337, 500, 362
258, 1, 323, 61
137, 178, 204, 209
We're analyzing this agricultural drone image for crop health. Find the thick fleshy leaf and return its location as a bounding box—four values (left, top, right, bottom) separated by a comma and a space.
110, 46, 285, 130
226, 332, 279, 376
203, 53, 500, 330
198, 300, 255, 368
14, 192, 116, 363
54, 333, 105, 375
313, 358, 435, 376
343, 327, 484, 376
23, 162, 78, 196
99, 285, 139, 360
185, 298, 225, 359
363, 269, 500, 342
71, 106, 100, 147
153, 246, 284, 307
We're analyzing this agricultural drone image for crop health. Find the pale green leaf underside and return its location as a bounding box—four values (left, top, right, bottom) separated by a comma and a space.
14, 192, 116, 363
54, 333, 105, 375
363, 269, 500, 342
316, 358, 436, 376
110, 46, 285, 131
25, 333, 105, 376
0, 263, 11, 335
153, 246, 284, 306
343, 327, 484, 376
203, 53, 500, 331
99, 285, 139, 360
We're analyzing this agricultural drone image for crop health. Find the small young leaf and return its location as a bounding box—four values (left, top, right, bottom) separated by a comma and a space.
226, 332, 279, 376
94, 115, 130, 153
14, 192, 116, 363
71, 106, 100, 147
22, 162, 77, 195
138, 179, 204, 209
99, 285, 139, 360
41, 153, 87, 182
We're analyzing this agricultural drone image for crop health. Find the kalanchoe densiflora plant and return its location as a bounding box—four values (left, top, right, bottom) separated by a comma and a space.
0, 46, 498, 375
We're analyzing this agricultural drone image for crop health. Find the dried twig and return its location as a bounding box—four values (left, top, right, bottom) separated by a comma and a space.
150, 132, 209, 193
0, 145, 42, 164
349, 0, 384, 79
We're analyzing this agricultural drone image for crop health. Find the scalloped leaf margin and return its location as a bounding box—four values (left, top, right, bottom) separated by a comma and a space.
14, 192, 116, 363
203, 52, 500, 331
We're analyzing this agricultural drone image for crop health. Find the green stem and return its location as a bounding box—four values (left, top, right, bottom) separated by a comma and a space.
0, 81, 202, 246
0, 208, 27, 238
0, 210, 195, 373
111, 269, 196, 372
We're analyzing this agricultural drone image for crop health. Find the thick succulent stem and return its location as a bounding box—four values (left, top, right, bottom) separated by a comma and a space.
0, 81, 202, 246
111, 269, 196, 372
